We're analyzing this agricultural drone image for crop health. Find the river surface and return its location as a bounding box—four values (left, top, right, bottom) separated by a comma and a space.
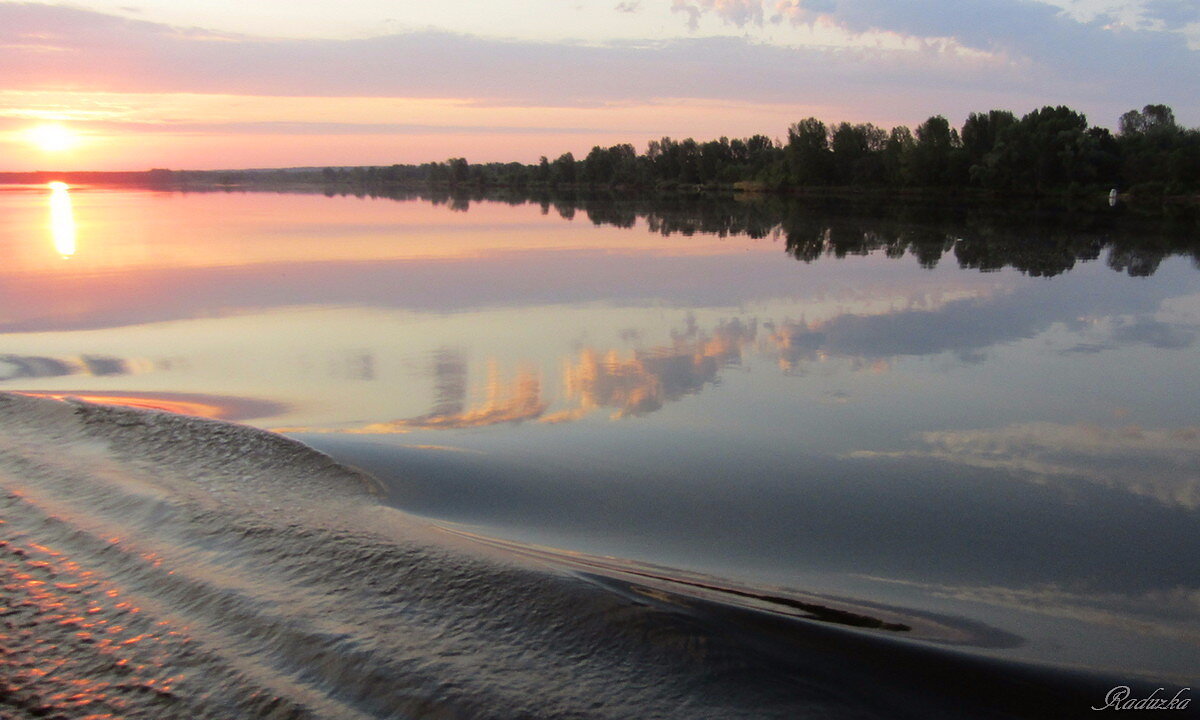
1, 183, 1197, 718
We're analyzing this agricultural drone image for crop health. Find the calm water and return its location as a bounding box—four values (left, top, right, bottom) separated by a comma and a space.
1, 184, 1197, 718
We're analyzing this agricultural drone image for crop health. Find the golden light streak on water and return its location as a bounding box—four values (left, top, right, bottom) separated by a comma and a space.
48, 181, 77, 259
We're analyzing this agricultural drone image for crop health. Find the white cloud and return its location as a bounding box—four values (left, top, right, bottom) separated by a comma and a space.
673, 0, 764, 29
855, 421, 1200, 509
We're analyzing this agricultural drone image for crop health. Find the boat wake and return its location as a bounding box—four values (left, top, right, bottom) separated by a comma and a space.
0, 393, 1118, 719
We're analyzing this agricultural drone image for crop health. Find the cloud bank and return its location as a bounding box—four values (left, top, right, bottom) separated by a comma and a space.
2, 2, 1195, 123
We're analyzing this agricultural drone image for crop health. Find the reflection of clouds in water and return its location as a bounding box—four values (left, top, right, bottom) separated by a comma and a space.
1063, 315, 1198, 354
761, 292, 1026, 369
557, 318, 757, 419
0, 354, 134, 381
1114, 318, 1197, 349
764, 320, 826, 372
855, 422, 1200, 509
767, 294, 1198, 369
299, 319, 760, 432
357, 362, 547, 432
764, 321, 892, 374
862, 576, 1200, 648
430, 348, 468, 417
0, 354, 74, 380
820, 389, 852, 405
273, 289, 1197, 433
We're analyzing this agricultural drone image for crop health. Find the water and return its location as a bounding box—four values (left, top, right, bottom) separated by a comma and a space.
1, 184, 1197, 718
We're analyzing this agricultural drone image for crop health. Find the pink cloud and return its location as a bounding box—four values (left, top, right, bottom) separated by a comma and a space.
1, 3, 1195, 125
0, 5, 1044, 106
673, 0, 765, 29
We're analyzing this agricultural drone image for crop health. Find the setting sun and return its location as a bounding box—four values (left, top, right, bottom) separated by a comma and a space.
25, 123, 80, 153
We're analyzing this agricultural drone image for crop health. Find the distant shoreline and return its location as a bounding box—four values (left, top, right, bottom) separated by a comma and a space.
2, 169, 1196, 217
0, 170, 176, 186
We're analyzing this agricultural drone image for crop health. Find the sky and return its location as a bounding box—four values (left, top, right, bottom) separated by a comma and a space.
1, 0, 1197, 170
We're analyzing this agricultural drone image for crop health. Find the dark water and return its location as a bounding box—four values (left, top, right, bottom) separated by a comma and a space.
0, 185, 1197, 718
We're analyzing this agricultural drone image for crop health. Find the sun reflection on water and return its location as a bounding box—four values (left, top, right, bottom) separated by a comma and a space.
48, 182, 77, 260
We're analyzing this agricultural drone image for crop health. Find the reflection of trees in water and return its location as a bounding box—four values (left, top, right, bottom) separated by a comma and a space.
582, 193, 1196, 278
195, 183, 1200, 277
477, 191, 1195, 279
773, 201, 1189, 277
1106, 233, 1200, 277
421, 189, 1197, 278
953, 233, 1104, 277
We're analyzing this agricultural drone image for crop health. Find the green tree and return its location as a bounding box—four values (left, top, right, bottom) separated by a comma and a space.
551, 152, 577, 185
830, 122, 886, 185
699, 138, 733, 184
909, 115, 961, 186
1118, 104, 1194, 192
1119, 104, 1177, 136
961, 110, 1016, 184
978, 106, 1089, 192
786, 118, 833, 185
882, 126, 915, 186
447, 157, 469, 186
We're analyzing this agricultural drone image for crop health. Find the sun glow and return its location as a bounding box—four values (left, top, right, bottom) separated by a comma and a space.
26, 123, 81, 153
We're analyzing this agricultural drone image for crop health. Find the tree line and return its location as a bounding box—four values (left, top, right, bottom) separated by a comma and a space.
309, 104, 1197, 199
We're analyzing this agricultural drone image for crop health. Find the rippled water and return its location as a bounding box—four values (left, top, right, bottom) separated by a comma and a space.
1, 184, 1197, 718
